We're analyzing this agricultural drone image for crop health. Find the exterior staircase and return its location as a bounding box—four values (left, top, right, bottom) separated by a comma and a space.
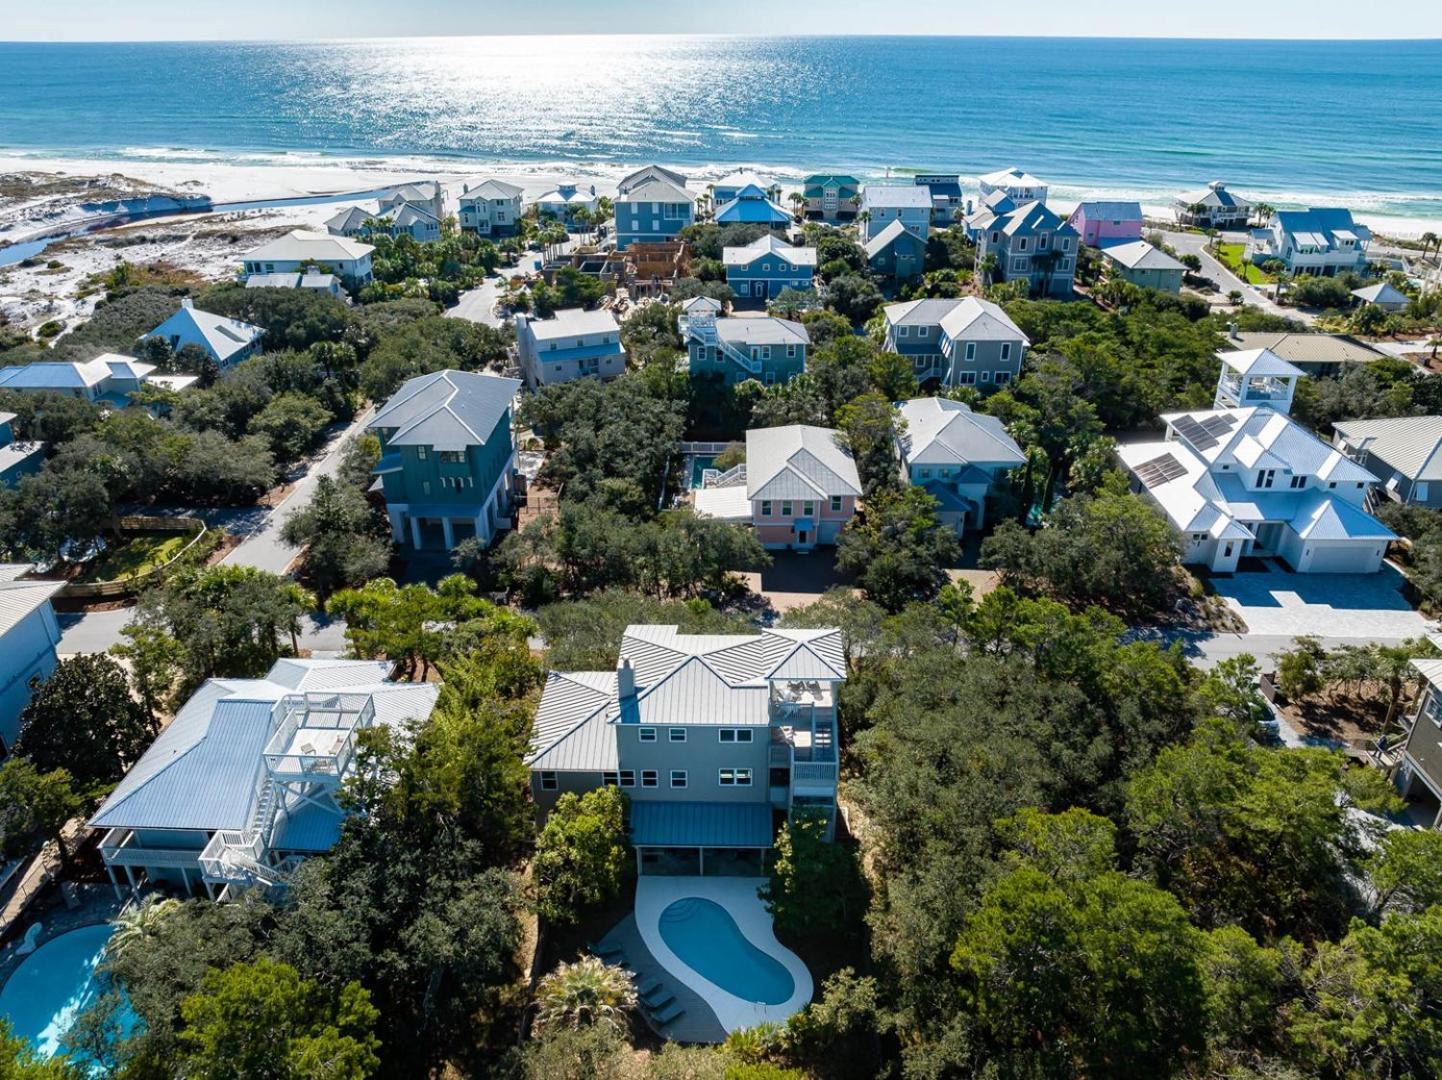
682, 313, 762, 377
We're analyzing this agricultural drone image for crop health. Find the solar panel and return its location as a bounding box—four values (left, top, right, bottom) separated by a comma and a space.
1200, 414, 1238, 436
1134, 453, 1187, 489
1172, 415, 1218, 450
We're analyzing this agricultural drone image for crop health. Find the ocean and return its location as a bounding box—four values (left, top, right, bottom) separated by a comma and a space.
2, 35, 1441, 221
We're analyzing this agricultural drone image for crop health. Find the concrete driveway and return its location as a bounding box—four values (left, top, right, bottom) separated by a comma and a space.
1210, 562, 1431, 639
1161, 229, 1314, 325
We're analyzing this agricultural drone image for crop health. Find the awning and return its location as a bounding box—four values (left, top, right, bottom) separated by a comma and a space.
793, 519, 814, 533
630, 801, 774, 849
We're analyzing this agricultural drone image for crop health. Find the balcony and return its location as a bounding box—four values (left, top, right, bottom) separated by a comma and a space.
263, 693, 373, 783
100, 828, 203, 870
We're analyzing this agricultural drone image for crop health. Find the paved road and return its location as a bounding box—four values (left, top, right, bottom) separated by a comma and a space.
446, 252, 544, 327
1128, 628, 1423, 671
222, 407, 375, 575
1162, 230, 1314, 326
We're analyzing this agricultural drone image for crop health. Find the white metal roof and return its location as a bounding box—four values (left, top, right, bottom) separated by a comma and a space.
243, 230, 374, 264
1102, 240, 1187, 273
523, 307, 620, 342
1333, 416, 1442, 483
722, 234, 817, 267
1217, 348, 1306, 379
897, 397, 1027, 469
745, 425, 861, 502
0, 578, 62, 638
368, 369, 520, 452
140, 301, 264, 364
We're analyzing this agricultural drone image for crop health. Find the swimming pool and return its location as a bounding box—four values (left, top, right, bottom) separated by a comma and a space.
0, 923, 138, 1059
658, 897, 795, 1006
688, 456, 716, 490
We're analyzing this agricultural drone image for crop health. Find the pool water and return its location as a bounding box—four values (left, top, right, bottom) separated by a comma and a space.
688, 456, 716, 490
0, 923, 138, 1059
658, 898, 795, 1005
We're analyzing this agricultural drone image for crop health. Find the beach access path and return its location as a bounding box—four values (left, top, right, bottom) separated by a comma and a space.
1162, 229, 1315, 326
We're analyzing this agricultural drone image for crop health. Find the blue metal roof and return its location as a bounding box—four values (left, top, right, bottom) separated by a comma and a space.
630, 801, 775, 848
270, 801, 344, 852
90, 698, 274, 832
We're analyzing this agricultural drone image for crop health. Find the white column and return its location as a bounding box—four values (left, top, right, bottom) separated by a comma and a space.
106, 863, 121, 901
441, 518, 455, 549
409, 515, 423, 549
123, 864, 136, 893
388, 508, 405, 542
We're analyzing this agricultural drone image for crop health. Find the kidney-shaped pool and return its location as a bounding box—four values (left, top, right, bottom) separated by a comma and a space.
658, 897, 795, 1005
0, 923, 138, 1059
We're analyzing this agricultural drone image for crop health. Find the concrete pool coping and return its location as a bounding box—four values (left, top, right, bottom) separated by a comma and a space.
634, 876, 812, 1034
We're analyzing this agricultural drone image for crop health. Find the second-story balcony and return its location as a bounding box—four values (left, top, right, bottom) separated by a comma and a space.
263, 693, 374, 784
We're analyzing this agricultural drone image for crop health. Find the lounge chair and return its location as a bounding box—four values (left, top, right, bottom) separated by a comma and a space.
650, 1001, 685, 1026
590, 941, 625, 962
641, 986, 674, 1010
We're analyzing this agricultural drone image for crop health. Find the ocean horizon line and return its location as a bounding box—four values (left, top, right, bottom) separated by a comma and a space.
4, 32, 1442, 45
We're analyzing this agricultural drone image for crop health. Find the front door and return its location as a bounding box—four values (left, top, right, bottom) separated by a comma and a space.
754, 281, 767, 298
797, 530, 809, 547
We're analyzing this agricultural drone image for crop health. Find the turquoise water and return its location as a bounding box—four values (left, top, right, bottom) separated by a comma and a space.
0, 37, 1440, 221
658, 897, 795, 1005
689, 457, 716, 490
0, 923, 138, 1060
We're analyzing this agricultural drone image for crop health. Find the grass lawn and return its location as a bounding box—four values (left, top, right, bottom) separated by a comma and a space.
1215, 243, 1275, 286
81, 531, 192, 584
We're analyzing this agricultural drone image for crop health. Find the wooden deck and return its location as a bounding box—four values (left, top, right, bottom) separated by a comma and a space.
598, 913, 727, 1044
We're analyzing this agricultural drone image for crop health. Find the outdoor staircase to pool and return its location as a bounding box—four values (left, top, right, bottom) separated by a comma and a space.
702, 462, 746, 489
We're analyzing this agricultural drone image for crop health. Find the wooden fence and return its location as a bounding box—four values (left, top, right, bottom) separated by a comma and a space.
60, 516, 208, 600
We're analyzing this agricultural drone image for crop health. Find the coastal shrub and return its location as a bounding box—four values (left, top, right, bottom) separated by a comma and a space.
534, 787, 630, 926
197, 283, 354, 351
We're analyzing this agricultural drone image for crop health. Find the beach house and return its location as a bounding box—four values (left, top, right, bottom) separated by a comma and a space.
713, 184, 792, 227
614, 175, 695, 251
619, 165, 688, 195
90, 658, 439, 897
324, 206, 376, 239
802, 174, 860, 221
139, 299, 265, 369
683, 313, 809, 386
326, 201, 441, 242
711, 171, 777, 206
1066, 201, 1144, 248
535, 183, 599, 226
0, 571, 63, 754
0, 355, 195, 409
0, 414, 43, 489
722, 234, 817, 301
458, 179, 524, 237
379, 182, 445, 222
896, 397, 1026, 533
694, 425, 861, 551
858, 185, 931, 244
1333, 417, 1442, 507
1173, 181, 1253, 230
1247, 209, 1372, 277
514, 308, 627, 389
881, 297, 1028, 388
973, 202, 1078, 298
1352, 282, 1410, 313
978, 167, 1048, 205
1117, 349, 1392, 574
864, 220, 927, 281
368, 369, 521, 551
1220, 327, 1386, 376
1100, 240, 1187, 293
527, 623, 847, 869
242, 231, 374, 288
914, 174, 964, 224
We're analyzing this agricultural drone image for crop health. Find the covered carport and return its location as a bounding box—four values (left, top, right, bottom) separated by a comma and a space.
631, 801, 774, 877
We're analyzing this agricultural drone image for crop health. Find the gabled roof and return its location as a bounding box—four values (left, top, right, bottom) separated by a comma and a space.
680, 295, 723, 315
618, 176, 693, 205
1175, 182, 1252, 210
714, 317, 809, 348
536, 184, 597, 206
1072, 200, 1143, 220
722, 234, 816, 267
992, 200, 1076, 239
0, 577, 62, 638
863, 218, 921, 259
1225, 332, 1385, 367
379, 201, 441, 228
1333, 416, 1442, 483
803, 174, 860, 188
0, 354, 155, 390
1273, 208, 1372, 246
244, 230, 374, 264
619, 164, 688, 193
1162, 405, 1376, 483
979, 166, 1046, 190
713, 171, 768, 191
522, 307, 620, 341
141, 301, 264, 364
324, 205, 374, 234
368, 369, 520, 452
861, 184, 932, 211
715, 190, 791, 225
463, 179, 524, 200
938, 296, 1029, 344
1102, 240, 1186, 272
897, 397, 1027, 469
745, 424, 861, 502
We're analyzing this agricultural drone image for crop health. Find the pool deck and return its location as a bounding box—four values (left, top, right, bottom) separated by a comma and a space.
0, 885, 123, 989
633, 876, 813, 1034
596, 913, 727, 1044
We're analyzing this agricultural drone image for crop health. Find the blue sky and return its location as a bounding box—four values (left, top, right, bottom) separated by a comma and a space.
4, 0, 1440, 40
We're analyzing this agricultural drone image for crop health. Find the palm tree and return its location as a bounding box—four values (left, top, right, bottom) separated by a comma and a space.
533, 957, 637, 1035
857, 210, 872, 233
108, 896, 182, 959
570, 207, 593, 243
1421, 231, 1439, 262
1253, 202, 1275, 228
789, 191, 807, 223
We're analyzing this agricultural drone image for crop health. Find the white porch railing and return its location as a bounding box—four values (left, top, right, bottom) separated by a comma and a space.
100, 829, 203, 869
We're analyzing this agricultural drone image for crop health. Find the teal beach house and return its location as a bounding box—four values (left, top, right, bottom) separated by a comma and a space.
615, 167, 695, 250
723, 234, 816, 300
368, 369, 522, 551
683, 313, 809, 386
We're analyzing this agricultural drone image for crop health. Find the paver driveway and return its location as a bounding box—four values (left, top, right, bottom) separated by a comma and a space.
1210, 562, 1432, 639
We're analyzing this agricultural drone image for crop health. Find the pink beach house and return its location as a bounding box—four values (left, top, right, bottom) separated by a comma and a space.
1066, 201, 1144, 248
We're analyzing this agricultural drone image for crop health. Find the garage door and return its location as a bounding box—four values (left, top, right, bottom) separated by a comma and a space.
1307, 545, 1381, 574
816, 521, 843, 545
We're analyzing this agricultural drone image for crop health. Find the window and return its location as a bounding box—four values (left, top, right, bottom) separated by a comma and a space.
1018, 237, 1028, 252
639, 727, 656, 743
980, 371, 992, 383
803, 501, 815, 516
957, 371, 977, 385
764, 371, 776, 385
830, 495, 842, 512
718, 728, 754, 744
602, 771, 620, 786
540, 771, 558, 791
1289, 475, 1306, 489
421, 481, 431, 496
919, 467, 932, 479
918, 326, 930, 338
642, 769, 658, 787
719, 768, 753, 787
1012, 257, 1028, 273
761, 500, 772, 516
991, 231, 1000, 244
897, 326, 910, 338
669, 728, 686, 742
781, 501, 793, 516
1038, 232, 1050, 250
1000, 342, 1011, 361
995, 371, 1013, 385
416, 446, 428, 460
1257, 469, 1275, 489
964, 342, 977, 361
670, 770, 688, 788
619, 770, 636, 788
787, 344, 797, 359
1329, 481, 1338, 489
